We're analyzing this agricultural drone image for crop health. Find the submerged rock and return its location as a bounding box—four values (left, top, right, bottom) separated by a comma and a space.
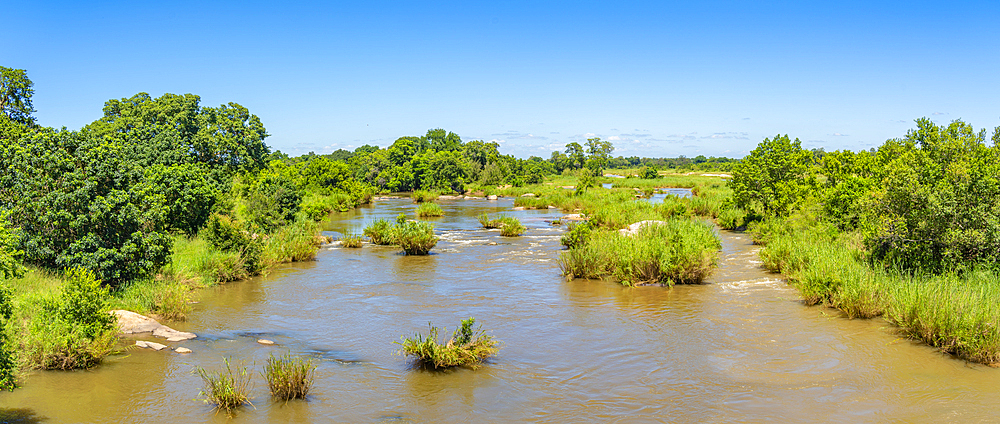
111, 310, 197, 341
135, 340, 167, 351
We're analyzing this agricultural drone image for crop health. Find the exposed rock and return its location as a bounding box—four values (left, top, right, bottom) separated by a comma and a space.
135, 340, 167, 351
464, 196, 481, 199
618, 220, 667, 237
174, 347, 192, 354
257, 339, 275, 345
112, 310, 197, 341
561, 214, 586, 221
520, 193, 536, 197
548, 205, 558, 209
487, 195, 498, 200
512, 206, 525, 211
438, 195, 461, 200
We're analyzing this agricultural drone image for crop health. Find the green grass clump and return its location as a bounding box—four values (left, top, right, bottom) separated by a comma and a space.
364, 219, 396, 245
560, 219, 720, 286
263, 353, 316, 401
196, 357, 253, 414
398, 318, 500, 369
478, 212, 501, 229
498, 217, 525, 237
340, 233, 363, 248
393, 220, 439, 255
716, 207, 746, 230
411, 190, 439, 203
416, 202, 444, 217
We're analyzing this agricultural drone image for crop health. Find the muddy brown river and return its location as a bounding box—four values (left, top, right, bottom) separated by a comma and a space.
2, 197, 999, 423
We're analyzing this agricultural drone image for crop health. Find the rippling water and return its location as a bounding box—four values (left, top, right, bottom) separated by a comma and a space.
3, 197, 998, 423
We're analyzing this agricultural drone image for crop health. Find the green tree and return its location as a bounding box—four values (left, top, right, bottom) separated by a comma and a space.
565, 142, 586, 169
0, 67, 36, 126
143, 163, 219, 236
729, 134, 817, 217
585, 137, 615, 175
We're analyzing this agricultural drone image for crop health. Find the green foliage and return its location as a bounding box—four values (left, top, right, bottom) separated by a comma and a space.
143, 163, 218, 235
398, 318, 500, 369
0, 283, 16, 390
640, 166, 658, 179
560, 220, 721, 286
16, 268, 118, 370
416, 202, 444, 217
561, 221, 592, 249
860, 119, 1000, 272
716, 207, 746, 230
364, 219, 396, 245
340, 234, 363, 248
393, 220, 438, 255
729, 134, 817, 217
0, 213, 26, 280
498, 217, 526, 237
0, 66, 36, 127
263, 353, 316, 401
236, 170, 302, 232
196, 357, 253, 414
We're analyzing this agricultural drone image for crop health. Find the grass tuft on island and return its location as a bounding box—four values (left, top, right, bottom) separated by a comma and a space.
477, 213, 526, 236
340, 234, 363, 248
416, 202, 444, 217
398, 318, 500, 369
263, 353, 316, 401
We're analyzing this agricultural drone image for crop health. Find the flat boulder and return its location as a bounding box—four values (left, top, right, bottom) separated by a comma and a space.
174, 347, 192, 354
111, 310, 197, 341
618, 220, 667, 237
487, 195, 498, 200
135, 340, 167, 351
520, 193, 536, 197
561, 214, 586, 221
512, 206, 525, 211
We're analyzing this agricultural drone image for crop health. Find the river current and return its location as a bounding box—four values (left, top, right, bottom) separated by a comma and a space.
2, 196, 998, 423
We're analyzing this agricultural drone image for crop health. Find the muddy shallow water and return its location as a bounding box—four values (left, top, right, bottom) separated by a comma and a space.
3, 197, 999, 423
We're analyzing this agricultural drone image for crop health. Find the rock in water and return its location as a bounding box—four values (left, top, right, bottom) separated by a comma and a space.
111, 310, 197, 341
174, 347, 192, 354
487, 195, 498, 200
618, 220, 667, 237
257, 339, 275, 345
136, 340, 167, 351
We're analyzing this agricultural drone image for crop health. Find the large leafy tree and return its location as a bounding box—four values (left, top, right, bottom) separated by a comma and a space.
729, 134, 817, 217
584, 137, 614, 175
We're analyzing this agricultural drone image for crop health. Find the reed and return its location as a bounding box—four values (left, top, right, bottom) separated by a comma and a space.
340, 233, 363, 248
363, 219, 396, 245
498, 217, 525, 237
263, 353, 316, 401
393, 220, 439, 255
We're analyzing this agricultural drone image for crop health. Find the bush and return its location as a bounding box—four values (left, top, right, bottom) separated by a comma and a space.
196, 249, 249, 284
16, 268, 118, 370
561, 221, 592, 249
262, 220, 319, 263
364, 219, 396, 245
0, 284, 16, 390
263, 353, 316, 401
393, 220, 438, 255
340, 234, 363, 248
398, 318, 500, 369
640, 166, 658, 179
717, 207, 746, 230
411, 190, 439, 203
416, 202, 444, 217
196, 357, 253, 414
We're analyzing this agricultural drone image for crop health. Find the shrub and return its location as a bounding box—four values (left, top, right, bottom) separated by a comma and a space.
0, 284, 16, 390
416, 202, 444, 217
478, 213, 502, 229
398, 318, 500, 369
717, 207, 746, 230
262, 220, 320, 263
560, 221, 592, 249
196, 357, 253, 414
340, 234, 363, 248
203, 214, 248, 253
195, 249, 249, 284
16, 268, 118, 370
411, 190, 439, 203
393, 221, 438, 255
364, 219, 396, 245
263, 353, 316, 401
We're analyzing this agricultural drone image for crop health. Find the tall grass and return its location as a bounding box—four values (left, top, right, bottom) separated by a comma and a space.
393, 220, 439, 255
398, 318, 500, 369
498, 217, 526, 237
411, 190, 439, 203
263, 353, 316, 401
196, 358, 253, 414
416, 202, 444, 217
364, 219, 396, 245
757, 217, 1000, 364
340, 233, 363, 248
561, 219, 720, 286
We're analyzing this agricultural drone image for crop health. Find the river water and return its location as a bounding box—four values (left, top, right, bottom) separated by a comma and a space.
2, 196, 999, 423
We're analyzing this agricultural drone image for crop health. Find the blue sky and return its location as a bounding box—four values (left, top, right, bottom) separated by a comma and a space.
4, 1, 999, 158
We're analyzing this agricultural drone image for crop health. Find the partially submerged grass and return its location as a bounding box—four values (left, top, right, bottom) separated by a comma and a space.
411, 190, 440, 203
757, 217, 1000, 364
263, 353, 316, 401
478, 213, 525, 236
398, 318, 500, 369
560, 219, 720, 286
364, 219, 396, 245
394, 220, 439, 255
416, 202, 444, 217
340, 233, 363, 248
196, 357, 254, 414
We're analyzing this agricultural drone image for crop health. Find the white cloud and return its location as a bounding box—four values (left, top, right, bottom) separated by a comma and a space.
608, 136, 622, 141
